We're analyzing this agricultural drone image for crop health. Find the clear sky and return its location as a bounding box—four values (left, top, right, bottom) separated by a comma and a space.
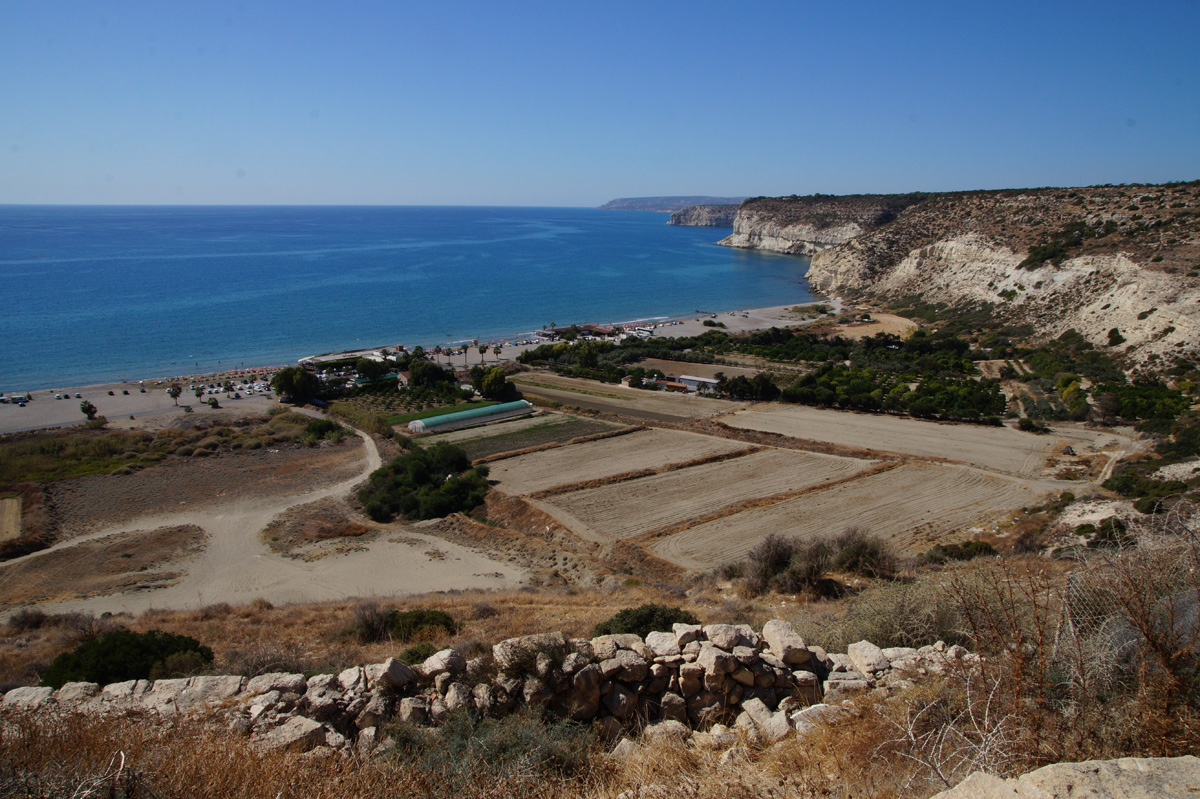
2, 1, 1197, 206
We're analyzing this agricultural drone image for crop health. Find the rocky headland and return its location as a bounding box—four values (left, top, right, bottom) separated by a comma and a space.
600, 196, 747, 212
668, 204, 739, 227
722, 183, 1200, 370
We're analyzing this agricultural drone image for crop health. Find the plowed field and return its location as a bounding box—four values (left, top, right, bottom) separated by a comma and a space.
488, 429, 749, 495
650, 463, 1043, 568
538, 449, 874, 542
722, 405, 1054, 476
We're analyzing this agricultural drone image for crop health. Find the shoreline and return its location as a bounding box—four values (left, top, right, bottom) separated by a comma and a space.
0, 300, 838, 436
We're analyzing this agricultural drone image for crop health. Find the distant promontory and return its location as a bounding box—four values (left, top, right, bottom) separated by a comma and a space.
599, 196, 747, 212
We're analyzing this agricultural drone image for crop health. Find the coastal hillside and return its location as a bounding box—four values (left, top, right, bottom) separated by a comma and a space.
668, 204, 739, 227
728, 184, 1200, 369
718, 193, 928, 255
599, 196, 746, 212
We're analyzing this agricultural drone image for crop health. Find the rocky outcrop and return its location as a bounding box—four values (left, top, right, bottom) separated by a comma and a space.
668, 205, 739, 227
718, 194, 927, 256
3, 624, 980, 760
932, 755, 1200, 799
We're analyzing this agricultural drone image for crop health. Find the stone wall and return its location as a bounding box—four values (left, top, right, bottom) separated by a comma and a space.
1, 621, 980, 758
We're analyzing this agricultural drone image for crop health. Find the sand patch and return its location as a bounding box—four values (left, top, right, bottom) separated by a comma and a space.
0, 498, 19, 543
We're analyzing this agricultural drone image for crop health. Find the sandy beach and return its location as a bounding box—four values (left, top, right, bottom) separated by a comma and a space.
0, 301, 841, 436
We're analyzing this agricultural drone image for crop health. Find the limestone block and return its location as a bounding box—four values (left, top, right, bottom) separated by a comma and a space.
673, 623, 702, 646
702, 624, 742, 650
256, 715, 327, 753
645, 631, 680, 658
366, 658, 414, 691
493, 632, 566, 673
2, 686, 53, 710
444, 682, 472, 713
246, 672, 307, 696
762, 620, 811, 666
847, 641, 889, 675
696, 645, 735, 675
56, 682, 100, 704
604, 684, 637, 719
643, 719, 691, 743
420, 648, 466, 677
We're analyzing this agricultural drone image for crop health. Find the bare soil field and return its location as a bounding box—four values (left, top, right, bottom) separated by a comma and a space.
0, 498, 18, 542
487, 428, 750, 495
537, 449, 875, 542
0, 524, 205, 608
650, 462, 1046, 569
49, 440, 366, 538
425, 413, 626, 460
720, 404, 1132, 477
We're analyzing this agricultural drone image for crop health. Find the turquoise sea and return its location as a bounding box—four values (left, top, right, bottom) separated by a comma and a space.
0, 206, 812, 391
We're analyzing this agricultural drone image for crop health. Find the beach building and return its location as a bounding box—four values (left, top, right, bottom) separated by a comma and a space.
408, 400, 534, 434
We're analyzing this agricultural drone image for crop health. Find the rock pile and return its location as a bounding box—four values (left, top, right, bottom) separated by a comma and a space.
1, 621, 980, 758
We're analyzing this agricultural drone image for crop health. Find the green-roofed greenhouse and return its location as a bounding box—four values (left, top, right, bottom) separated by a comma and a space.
407, 400, 534, 434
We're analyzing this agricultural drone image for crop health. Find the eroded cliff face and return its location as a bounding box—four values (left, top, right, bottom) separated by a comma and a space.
718, 194, 927, 256
803, 183, 1200, 369
668, 204, 739, 227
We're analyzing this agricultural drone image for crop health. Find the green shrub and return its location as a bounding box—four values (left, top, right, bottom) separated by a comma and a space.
305, 418, 344, 439
592, 604, 699, 638
399, 642, 438, 665
744, 532, 797, 595
922, 540, 998, 565
41, 629, 213, 688
357, 443, 489, 522
392, 608, 459, 642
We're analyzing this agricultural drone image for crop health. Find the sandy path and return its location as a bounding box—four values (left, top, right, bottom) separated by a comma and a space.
8, 431, 525, 615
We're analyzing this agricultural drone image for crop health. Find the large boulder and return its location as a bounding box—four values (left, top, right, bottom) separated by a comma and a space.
645, 631, 681, 658
419, 648, 466, 678
600, 649, 649, 682
697, 644, 736, 675
702, 624, 743, 650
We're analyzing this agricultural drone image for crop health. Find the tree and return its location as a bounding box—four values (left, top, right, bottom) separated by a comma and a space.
480, 367, 515, 400
493, 345, 502, 361
79, 400, 98, 421
167, 384, 182, 406
193, 386, 205, 403
356, 357, 390, 383
478, 344, 487, 364
271, 366, 320, 402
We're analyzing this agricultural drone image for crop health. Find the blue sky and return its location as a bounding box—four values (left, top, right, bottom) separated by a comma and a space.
2, 1, 1197, 206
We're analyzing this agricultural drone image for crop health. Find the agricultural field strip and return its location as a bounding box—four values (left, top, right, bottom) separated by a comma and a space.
537, 449, 877, 542
529, 447, 764, 499
650, 462, 1044, 569
722, 405, 1058, 477
474, 426, 643, 465
0, 498, 19, 542
488, 428, 749, 495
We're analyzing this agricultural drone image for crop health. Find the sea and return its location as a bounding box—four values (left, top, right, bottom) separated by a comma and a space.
0, 206, 813, 391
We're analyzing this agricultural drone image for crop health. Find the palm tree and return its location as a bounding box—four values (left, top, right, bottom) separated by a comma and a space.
478, 344, 487, 364
493, 345, 502, 361
167, 385, 182, 406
